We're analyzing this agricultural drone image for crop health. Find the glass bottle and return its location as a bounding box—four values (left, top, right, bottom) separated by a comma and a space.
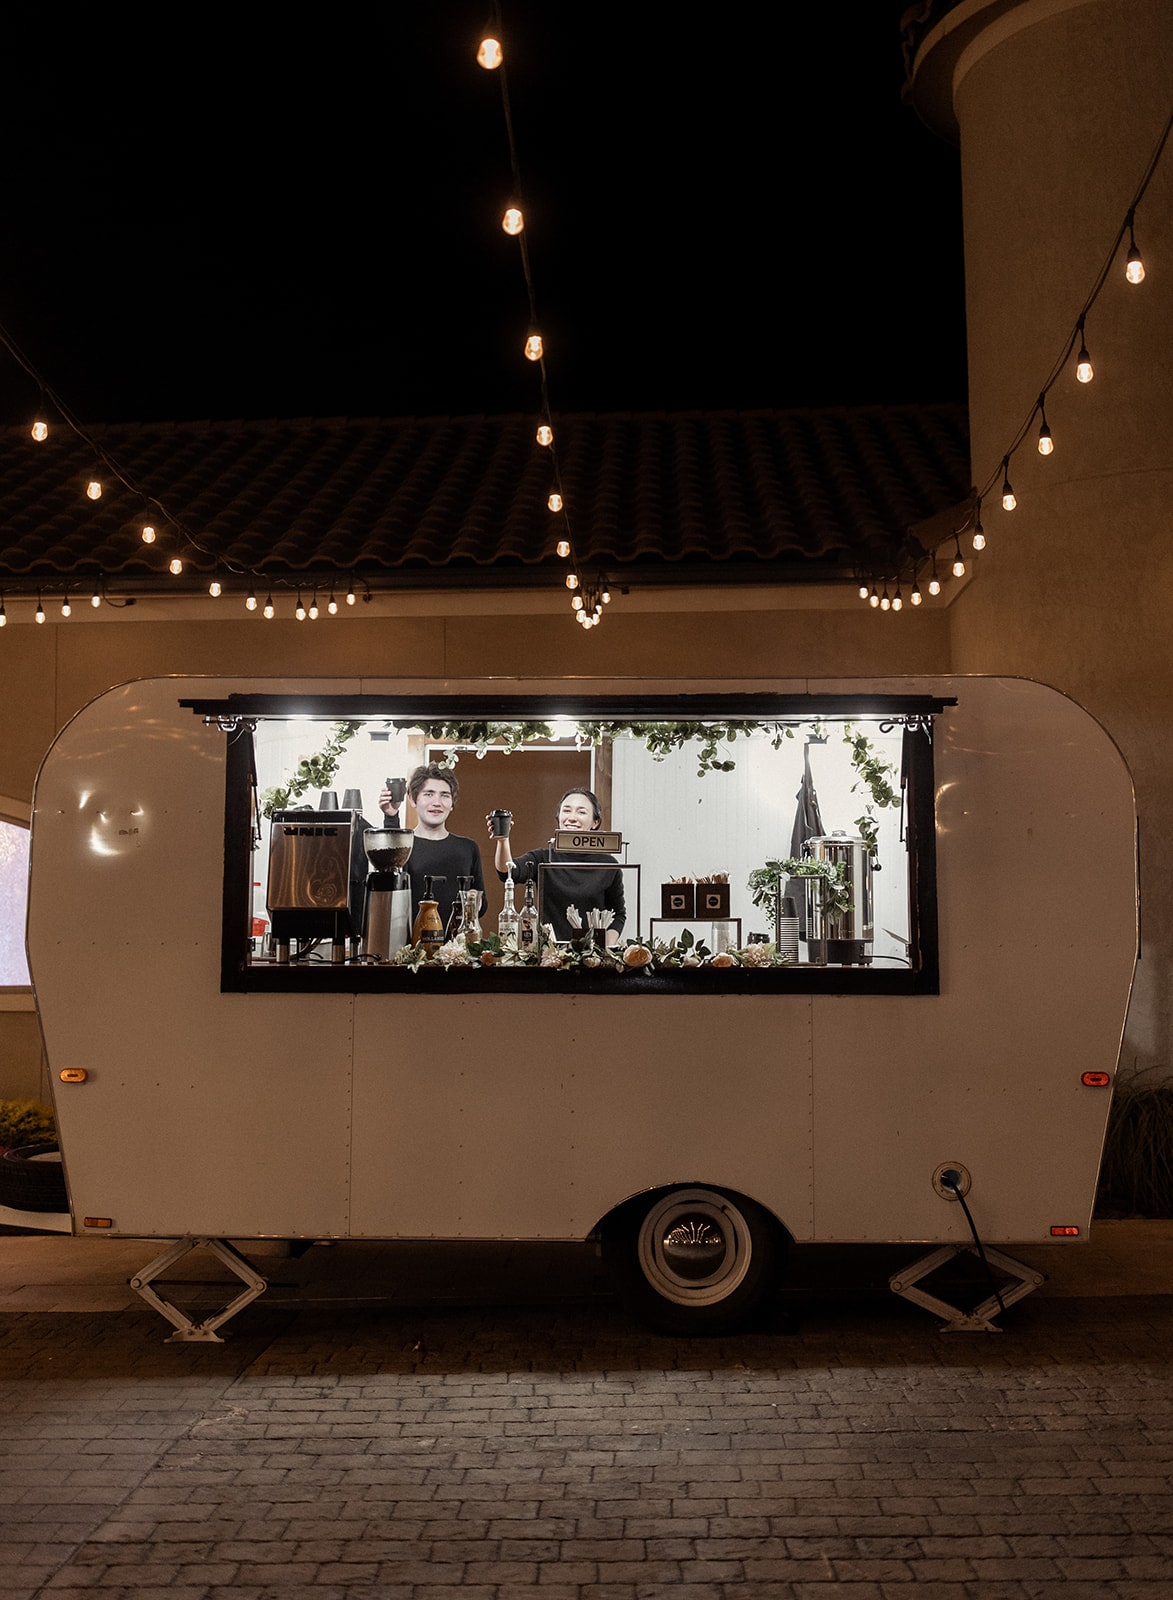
516, 874, 539, 957
498, 868, 518, 942
458, 878, 482, 944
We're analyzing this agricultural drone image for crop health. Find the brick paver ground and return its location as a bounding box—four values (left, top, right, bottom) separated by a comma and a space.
1, 1281, 1171, 1599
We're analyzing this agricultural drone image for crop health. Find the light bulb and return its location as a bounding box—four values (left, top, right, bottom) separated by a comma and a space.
169, 558, 183, 576
524, 332, 543, 362
892, 591, 903, 612
1001, 472, 1016, 511
86, 479, 102, 500
1076, 344, 1093, 384
245, 591, 257, 611
91, 585, 102, 608
536, 424, 553, 446
602, 587, 611, 603
263, 595, 275, 619
928, 573, 941, 597
502, 206, 524, 236
547, 492, 563, 512
972, 520, 986, 552
556, 539, 571, 558
0, 601, 6, 627
31, 418, 47, 442
869, 589, 880, 608
566, 572, 579, 590
858, 584, 869, 600
476, 35, 503, 69
295, 597, 306, 621
572, 594, 584, 610
952, 544, 966, 577
911, 585, 922, 606
1126, 246, 1145, 284
61, 597, 71, 617
328, 592, 338, 615
140, 524, 156, 544
309, 598, 319, 619
209, 578, 222, 597
880, 590, 891, 612
346, 580, 356, 605
35, 596, 45, 624
1037, 423, 1053, 456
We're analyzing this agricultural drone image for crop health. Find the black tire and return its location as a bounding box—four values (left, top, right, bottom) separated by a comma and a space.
604, 1186, 783, 1335
0, 1142, 68, 1213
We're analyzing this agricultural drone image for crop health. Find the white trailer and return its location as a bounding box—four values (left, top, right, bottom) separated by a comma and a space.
9, 674, 1137, 1338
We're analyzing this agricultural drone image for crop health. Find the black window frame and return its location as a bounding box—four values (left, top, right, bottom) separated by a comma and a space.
183, 691, 948, 996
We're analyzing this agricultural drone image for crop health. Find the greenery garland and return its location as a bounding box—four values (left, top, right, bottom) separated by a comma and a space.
259, 721, 361, 818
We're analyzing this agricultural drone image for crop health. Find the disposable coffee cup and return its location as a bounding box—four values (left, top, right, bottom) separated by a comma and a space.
490, 808, 513, 838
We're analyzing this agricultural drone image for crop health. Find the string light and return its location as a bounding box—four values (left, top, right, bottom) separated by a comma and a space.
140, 524, 156, 544
0, 598, 6, 627
476, 35, 503, 69
971, 512, 986, 552
524, 332, 543, 362
1037, 396, 1054, 456
566, 572, 579, 590
1075, 318, 1094, 383
346, 579, 356, 606
892, 585, 904, 612
263, 594, 275, 620
911, 578, 923, 606
91, 581, 102, 608
61, 593, 71, 617
208, 578, 222, 597
952, 535, 966, 578
880, 586, 891, 612
295, 593, 306, 621
547, 492, 563, 512
1001, 458, 1016, 511
571, 594, 584, 611
602, 584, 611, 604
536, 424, 553, 446
245, 589, 257, 611
928, 553, 941, 596
309, 590, 319, 620
86, 479, 102, 501
556, 539, 571, 558
501, 206, 524, 235
327, 589, 338, 615
869, 586, 880, 608
1125, 210, 1145, 283
31, 418, 47, 442
34, 593, 44, 624
168, 557, 183, 575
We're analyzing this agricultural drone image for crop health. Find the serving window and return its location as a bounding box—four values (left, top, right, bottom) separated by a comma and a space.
188, 691, 945, 995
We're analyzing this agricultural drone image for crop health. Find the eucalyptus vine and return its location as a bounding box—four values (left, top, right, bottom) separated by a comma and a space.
259, 721, 361, 818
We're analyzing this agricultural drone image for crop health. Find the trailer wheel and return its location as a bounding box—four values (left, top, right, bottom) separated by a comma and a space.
0, 1142, 68, 1213
605, 1186, 782, 1335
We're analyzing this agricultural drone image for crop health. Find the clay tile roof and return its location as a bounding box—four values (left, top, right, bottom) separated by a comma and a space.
0, 404, 969, 593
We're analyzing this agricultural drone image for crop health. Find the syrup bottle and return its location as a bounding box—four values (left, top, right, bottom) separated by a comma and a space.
412, 875, 445, 956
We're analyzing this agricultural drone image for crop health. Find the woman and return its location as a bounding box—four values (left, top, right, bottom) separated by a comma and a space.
488, 788, 625, 945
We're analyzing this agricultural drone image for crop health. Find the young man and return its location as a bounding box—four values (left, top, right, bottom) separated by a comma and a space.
379, 763, 486, 939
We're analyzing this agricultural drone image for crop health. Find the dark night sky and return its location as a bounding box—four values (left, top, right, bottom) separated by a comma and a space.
0, 4, 966, 428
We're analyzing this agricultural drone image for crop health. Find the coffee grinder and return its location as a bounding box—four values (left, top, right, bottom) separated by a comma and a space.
361, 827, 414, 959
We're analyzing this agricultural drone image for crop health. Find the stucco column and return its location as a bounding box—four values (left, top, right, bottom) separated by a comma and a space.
909, 0, 1173, 1078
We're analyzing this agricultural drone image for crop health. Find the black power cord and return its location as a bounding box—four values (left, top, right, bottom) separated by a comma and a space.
939, 1169, 1006, 1318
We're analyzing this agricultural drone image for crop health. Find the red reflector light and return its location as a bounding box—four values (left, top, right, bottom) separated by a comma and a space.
1050, 1225, 1080, 1236
1081, 1072, 1111, 1087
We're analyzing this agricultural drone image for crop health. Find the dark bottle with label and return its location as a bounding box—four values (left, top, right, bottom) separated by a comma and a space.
517, 874, 539, 956
412, 875, 445, 956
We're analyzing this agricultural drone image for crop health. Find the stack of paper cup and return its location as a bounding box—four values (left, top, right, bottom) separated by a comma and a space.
775, 896, 800, 964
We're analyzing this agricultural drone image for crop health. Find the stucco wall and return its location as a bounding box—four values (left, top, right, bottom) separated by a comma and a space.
921, 0, 1173, 1077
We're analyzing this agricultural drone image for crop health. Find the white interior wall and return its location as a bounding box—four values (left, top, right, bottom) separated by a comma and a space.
611, 725, 909, 961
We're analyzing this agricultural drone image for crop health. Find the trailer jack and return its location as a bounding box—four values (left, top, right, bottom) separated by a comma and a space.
130, 1237, 268, 1342
889, 1244, 1045, 1331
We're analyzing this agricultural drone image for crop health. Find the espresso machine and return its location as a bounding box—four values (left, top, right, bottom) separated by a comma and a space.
266, 808, 368, 962
361, 828, 414, 958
